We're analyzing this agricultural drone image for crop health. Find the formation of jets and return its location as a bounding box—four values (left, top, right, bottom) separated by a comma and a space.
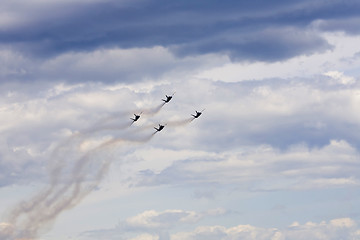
131, 94, 203, 133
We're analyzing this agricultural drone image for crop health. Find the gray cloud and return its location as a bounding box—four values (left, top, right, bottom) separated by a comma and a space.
1, 0, 359, 68
314, 17, 360, 35
172, 27, 332, 62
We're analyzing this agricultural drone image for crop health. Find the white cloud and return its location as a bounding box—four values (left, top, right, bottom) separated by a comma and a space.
0, 222, 13, 239
80, 215, 360, 240
80, 209, 226, 240
2, 72, 360, 190
330, 218, 356, 228
129, 233, 159, 240
137, 138, 360, 191
323, 71, 356, 85
124, 209, 225, 230
171, 218, 359, 240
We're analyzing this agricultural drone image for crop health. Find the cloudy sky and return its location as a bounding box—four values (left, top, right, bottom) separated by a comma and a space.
1, 0, 360, 239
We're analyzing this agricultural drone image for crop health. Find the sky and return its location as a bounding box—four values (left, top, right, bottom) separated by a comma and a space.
1, 0, 360, 239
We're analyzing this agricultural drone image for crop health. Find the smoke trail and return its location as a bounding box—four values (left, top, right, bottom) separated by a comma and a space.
93, 102, 165, 127
5, 134, 85, 233
6, 132, 155, 240
166, 117, 195, 127
80, 102, 165, 135
141, 103, 165, 116
82, 121, 132, 135
2, 103, 163, 240
127, 117, 194, 138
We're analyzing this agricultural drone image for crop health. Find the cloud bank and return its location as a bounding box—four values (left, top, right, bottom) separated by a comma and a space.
1, 0, 360, 84
80, 209, 360, 240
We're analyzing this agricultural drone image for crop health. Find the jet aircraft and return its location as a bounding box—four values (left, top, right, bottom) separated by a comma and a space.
154, 124, 165, 132
162, 92, 175, 103
191, 109, 205, 118
130, 112, 142, 122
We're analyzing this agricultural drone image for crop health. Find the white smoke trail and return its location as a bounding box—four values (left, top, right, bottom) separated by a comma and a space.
166, 117, 195, 127
98, 102, 165, 124
9, 136, 154, 239
81, 102, 166, 134
1, 103, 162, 240
141, 102, 166, 116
